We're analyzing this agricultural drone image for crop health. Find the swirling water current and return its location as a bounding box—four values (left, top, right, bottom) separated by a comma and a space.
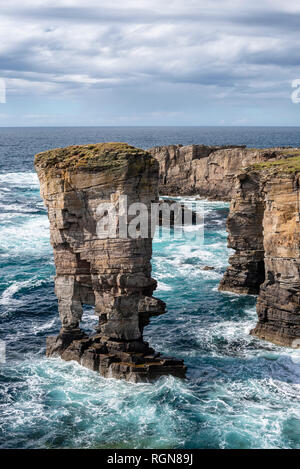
0, 127, 300, 449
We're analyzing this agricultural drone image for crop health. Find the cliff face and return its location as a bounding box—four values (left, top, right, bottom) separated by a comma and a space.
220, 153, 300, 348
35, 142, 186, 382
149, 144, 289, 200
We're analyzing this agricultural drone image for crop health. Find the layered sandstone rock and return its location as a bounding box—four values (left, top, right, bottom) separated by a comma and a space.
149, 144, 289, 200
220, 151, 300, 348
218, 172, 265, 294
35, 142, 186, 381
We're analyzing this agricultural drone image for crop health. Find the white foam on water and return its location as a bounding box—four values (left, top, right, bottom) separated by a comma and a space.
157, 281, 172, 291
213, 286, 241, 295
0, 212, 33, 222
0, 359, 195, 448
199, 268, 223, 280
1, 192, 299, 449
32, 317, 58, 335
0, 214, 50, 257
0, 202, 41, 214
153, 239, 229, 280
0, 282, 24, 307
1, 354, 299, 449
0, 172, 39, 188
0, 277, 50, 307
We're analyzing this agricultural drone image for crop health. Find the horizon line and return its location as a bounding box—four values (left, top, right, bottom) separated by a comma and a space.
0, 124, 300, 129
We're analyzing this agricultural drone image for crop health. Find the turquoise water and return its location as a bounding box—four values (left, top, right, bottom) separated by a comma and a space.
0, 127, 300, 449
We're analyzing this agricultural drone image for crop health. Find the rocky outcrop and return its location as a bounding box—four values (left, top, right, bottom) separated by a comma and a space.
218, 172, 265, 294
149, 144, 290, 200
220, 152, 300, 348
35, 142, 186, 382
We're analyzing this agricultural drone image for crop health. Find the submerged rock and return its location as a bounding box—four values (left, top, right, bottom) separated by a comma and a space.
35, 142, 186, 382
220, 151, 300, 348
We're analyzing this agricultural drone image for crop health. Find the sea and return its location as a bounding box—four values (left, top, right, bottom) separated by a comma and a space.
0, 126, 300, 449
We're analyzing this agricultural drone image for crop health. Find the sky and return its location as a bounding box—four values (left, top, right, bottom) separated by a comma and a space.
1, 0, 300, 126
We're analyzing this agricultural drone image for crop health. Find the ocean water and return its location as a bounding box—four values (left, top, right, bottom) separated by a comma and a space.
0, 126, 300, 449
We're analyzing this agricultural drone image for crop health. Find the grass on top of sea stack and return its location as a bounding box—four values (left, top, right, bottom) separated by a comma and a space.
34, 142, 151, 171
249, 149, 300, 174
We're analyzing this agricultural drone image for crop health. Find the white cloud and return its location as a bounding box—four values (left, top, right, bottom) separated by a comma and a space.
0, 0, 299, 125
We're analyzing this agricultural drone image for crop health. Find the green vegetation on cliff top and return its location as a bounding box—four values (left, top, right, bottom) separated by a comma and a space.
250, 149, 300, 174
34, 142, 151, 171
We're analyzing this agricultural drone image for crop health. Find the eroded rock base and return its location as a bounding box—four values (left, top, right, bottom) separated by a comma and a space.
47, 333, 186, 382
250, 259, 300, 348
250, 324, 300, 348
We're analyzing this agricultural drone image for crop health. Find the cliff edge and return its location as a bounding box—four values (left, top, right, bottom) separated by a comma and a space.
149, 144, 289, 200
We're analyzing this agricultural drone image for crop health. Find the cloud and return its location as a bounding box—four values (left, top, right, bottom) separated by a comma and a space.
0, 0, 299, 125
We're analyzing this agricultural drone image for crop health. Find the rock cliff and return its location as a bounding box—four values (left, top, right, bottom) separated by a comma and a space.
35, 142, 186, 382
220, 151, 300, 348
149, 144, 289, 200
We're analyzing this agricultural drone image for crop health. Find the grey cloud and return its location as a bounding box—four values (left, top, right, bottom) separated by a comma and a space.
5, 5, 300, 36
1, 5, 238, 25
0, 0, 299, 120
232, 11, 300, 33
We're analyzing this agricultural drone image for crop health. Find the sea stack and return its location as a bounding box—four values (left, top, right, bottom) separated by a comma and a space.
35, 142, 186, 382
220, 151, 300, 348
